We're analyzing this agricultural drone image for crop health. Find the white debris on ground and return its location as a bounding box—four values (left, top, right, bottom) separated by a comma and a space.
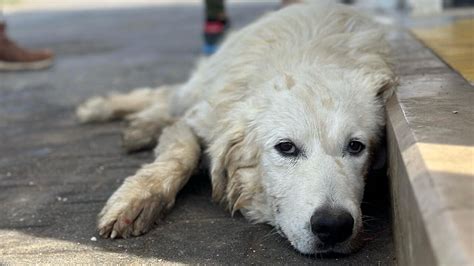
56, 196, 68, 202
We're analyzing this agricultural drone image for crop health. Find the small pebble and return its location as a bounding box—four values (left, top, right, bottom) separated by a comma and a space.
57, 196, 68, 202
91, 236, 97, 242
452, 111, 458, 114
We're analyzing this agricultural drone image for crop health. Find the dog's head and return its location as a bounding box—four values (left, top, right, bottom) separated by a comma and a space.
208, 36, 396, 255
252, 64, 395, 254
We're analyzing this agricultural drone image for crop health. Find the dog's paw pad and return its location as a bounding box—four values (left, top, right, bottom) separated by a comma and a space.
76, 97, 113, 123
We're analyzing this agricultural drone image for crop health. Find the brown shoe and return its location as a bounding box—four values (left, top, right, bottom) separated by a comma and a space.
0, 22, 54, 71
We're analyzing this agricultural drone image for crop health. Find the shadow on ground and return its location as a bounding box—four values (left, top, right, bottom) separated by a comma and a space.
0, 3, 395, 264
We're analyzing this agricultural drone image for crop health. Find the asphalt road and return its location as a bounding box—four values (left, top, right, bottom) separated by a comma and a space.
0, 2, 395, 264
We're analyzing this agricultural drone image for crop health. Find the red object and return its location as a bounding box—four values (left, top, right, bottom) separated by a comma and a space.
204, 21, 225, 34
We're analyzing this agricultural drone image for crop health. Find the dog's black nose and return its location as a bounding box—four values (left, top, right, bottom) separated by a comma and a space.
310, 207, 354, 245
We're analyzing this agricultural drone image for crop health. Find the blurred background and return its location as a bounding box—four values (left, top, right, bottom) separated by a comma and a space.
3, 0, 474, 13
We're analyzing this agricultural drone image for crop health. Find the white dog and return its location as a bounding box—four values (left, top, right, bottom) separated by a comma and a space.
77, 1, 395, 255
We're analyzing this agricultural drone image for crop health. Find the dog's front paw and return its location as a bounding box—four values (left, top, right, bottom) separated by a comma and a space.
98, 187, 164, 239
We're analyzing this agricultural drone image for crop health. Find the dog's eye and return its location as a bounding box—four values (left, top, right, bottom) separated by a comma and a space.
347, 140, 365, 155
275, 141, 299, 157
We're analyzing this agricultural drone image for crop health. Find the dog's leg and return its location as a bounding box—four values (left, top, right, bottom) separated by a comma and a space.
98, 120, 201, 238
76, 86, 172, 123
121, 102, 176, 152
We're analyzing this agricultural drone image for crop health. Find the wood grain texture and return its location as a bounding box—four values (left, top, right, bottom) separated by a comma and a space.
413, 19, 474, 83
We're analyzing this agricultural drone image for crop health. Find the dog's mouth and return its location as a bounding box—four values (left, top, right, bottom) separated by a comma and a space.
316, 242, 337, 252
314, 242, 351, 255
281, 228, 364, 256
314, 232, 364, 255
274, 210, 364, 255
278, 230, 362, 255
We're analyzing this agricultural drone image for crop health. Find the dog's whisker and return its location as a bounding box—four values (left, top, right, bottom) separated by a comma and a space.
255, 228, 285, 245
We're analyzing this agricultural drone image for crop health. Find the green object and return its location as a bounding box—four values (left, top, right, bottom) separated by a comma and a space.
205, 0, 226, 20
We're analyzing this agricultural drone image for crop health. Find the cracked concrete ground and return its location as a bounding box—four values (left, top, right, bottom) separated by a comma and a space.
0, 2, 395, 264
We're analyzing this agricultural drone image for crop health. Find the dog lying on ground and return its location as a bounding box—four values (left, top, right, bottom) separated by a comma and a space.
76, 1, 396, 255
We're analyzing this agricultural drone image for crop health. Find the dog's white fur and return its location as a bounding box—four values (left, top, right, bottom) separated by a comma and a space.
77, 1, 395, 255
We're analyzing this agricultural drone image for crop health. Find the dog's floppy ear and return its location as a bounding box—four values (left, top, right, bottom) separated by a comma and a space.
207, 120, 261, 214
375, 73, 398, 103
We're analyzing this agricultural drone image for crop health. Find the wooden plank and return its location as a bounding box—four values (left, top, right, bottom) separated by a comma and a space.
412, 19, 474, 83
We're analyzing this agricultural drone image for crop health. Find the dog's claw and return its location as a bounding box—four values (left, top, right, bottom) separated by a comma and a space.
97, 190, 165, 240
99, 228, 109, 238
